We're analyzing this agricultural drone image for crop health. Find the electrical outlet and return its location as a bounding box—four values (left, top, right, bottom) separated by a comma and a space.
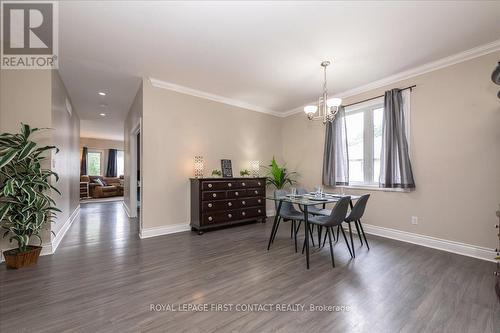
411, 216, 418, 225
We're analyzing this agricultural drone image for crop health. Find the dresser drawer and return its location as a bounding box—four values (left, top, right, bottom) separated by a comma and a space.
227, 189, 246, 199
238, 197, 264, 208
202, 211, 238, 225
202, 191, 227, 201
202, 200, 239, 212
237, 207, 265, 219
246, 188, 264, 197
238, 179, 264, 188
202, 181, 236, 191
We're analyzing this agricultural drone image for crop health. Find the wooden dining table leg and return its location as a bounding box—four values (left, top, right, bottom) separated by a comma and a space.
304, 205, 310, 269
267, 200, 282, 251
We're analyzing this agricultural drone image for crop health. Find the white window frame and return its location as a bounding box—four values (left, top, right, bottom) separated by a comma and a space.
116, 150, 125, 177
87, 149, 105, 176
342, 92, 411, 192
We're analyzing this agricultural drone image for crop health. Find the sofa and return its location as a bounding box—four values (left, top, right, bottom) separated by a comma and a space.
80, 175, 124, 198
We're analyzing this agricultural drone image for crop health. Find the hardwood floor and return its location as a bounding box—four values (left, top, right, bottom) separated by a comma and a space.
1, 202, 498, 332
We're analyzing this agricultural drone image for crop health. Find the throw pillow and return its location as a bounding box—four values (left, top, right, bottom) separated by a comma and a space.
95, 178, 104, 186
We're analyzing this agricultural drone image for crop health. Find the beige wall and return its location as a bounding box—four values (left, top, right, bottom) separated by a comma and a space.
282, 51, 500, 249
140, 79, 282, 229
124, 84, 143, 218
0, 69, 80, 253
51, 71, 81, 236
80, 137, 124, 150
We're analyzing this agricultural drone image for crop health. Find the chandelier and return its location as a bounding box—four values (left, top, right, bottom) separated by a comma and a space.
303, 61, 342, 124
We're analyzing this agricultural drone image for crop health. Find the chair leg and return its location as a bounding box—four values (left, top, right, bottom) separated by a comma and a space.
358, 219, 370, 249
340, 226, 353, 258
317, 226, 322, 248
354, 219, 363, 246
347, 222, 355, 258
294, 221, 299, 253
271, 217, 282, 243
295, 221, 302, 235
336, 225, 340, 242
322, 230, 328, 248
290, 220, 294, 239
309, 224, 315, 247
327, 227, 335, 268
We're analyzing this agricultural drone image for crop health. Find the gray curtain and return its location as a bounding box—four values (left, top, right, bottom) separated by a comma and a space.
80, 146, 88, 175
106, 149, 117, 177
323, 106, 349, 186
379, 89, 415, 189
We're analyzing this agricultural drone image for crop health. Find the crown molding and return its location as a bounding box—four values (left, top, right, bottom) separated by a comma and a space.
149, 78, 284, 117
282, 38, 500, 117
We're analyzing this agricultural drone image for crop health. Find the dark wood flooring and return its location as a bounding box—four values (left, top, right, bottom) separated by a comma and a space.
1, 202, 498, 332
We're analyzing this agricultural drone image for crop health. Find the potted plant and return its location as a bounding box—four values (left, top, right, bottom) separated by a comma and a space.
263, 157, 297, 189
211, 169, 222, 177
0, 124, 60, 269
240, 169, 250, 177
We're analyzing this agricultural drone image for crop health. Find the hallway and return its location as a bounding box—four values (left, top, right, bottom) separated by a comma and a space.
1, 202, 498, 332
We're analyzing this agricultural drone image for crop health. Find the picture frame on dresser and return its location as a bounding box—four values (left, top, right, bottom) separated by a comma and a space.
190, 177, 267, 234
220, 159, 233, 178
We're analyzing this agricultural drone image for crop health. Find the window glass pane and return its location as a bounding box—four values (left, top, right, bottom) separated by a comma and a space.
373, 107, 383, 182
346, 112, 364, 182
117, 151, 124, 177
87, 152, 101, 176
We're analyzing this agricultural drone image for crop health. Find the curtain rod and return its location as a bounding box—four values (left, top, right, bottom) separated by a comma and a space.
343, 85, 416, 108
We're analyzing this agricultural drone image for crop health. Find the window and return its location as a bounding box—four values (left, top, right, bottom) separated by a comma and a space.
117, 150, 124, 177
87, 151, 102, 176
345, 98, 384, 186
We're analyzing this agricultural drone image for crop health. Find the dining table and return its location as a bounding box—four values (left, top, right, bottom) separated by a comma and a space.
266, 193, 361, 269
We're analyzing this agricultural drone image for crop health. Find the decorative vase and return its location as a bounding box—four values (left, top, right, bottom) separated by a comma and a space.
3, 246, 42, 269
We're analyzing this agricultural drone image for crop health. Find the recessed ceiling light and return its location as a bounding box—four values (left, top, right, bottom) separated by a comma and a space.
99, 103, 108, 107
98, 92, 106, 96
99, 113, 106, 117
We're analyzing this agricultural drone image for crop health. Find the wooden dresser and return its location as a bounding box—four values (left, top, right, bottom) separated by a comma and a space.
190, 177, 267, 234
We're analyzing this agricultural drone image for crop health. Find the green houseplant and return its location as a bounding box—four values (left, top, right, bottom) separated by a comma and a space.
0, 124, 60, 269
263, 157, 297, 190
240, 169, 250, 177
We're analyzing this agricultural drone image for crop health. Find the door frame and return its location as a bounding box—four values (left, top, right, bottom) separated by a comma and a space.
129, 118, 143, 231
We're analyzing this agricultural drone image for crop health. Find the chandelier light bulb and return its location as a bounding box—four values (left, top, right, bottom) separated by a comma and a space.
327, 97, 342, 107
304, 105, 317, 114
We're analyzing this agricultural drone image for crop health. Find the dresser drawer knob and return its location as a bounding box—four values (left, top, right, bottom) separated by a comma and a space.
228, 183, 232, 187
254, 190, 258, 194
228, 202, 232, 207
242, 182, 246, 186
235, 192, 239, 196
242, 212, 246, 216
242, 201, 246, 205
208, 203, 213, 208
258, 199, 261, 203
208, 183, 213, 188
212, 193, 217, 198
208, 216, 213, 221
228, 214, 232, 218
258, 182, 261, 186
258, 209, 261, 213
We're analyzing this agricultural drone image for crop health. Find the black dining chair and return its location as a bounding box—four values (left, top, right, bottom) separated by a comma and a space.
302, 196, 352, 268
270, 189, 315, 252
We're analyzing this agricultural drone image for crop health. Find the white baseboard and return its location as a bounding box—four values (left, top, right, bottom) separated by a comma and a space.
139, 223, 191, 239
51, 205, 80, 253
357, 223, 496, 263
267, 209, 275, 217
122, 201, 132, 218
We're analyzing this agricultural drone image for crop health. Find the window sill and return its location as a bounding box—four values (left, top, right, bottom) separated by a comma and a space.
337, 185, 412, 193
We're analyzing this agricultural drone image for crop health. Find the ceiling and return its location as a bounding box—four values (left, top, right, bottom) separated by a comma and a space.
59, 1, 500, 140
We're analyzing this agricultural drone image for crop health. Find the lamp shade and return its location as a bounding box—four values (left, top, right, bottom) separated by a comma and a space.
327, 97, 342, 107
304, 105, 317, 114
250, 160, 260, 177
194, 156, 204, 178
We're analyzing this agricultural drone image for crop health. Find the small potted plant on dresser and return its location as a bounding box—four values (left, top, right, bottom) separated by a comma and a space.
0, 124, 60, 269
211, 169, 222, 177
240, 169, 250, 177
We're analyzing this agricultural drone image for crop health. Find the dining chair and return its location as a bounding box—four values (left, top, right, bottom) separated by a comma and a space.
271, 189, 315, 252
344, 194, 370, 256
296, 187, 329, 246
301, 196, 352, 268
